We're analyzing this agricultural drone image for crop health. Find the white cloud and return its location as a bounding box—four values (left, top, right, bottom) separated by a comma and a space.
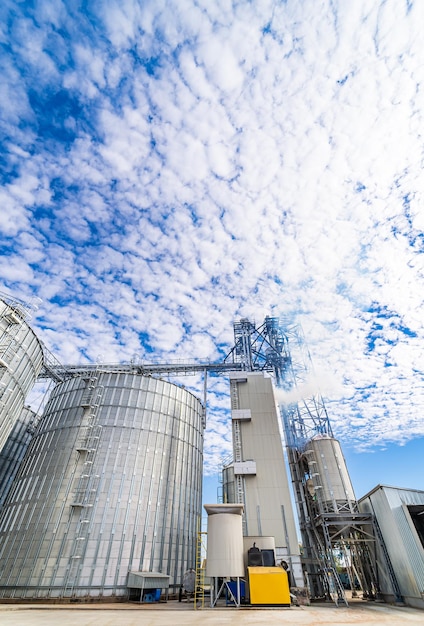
196, 37, 244, 94
1, 0, 424, 475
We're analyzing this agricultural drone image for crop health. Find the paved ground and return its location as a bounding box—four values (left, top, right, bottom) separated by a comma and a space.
0, 597, 423, 626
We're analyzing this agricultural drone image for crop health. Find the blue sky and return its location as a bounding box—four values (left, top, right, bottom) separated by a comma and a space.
1, 0, 424, 503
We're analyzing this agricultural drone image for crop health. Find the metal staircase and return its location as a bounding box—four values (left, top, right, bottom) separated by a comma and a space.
194, 527, 207, 609
323, 566, 348, 607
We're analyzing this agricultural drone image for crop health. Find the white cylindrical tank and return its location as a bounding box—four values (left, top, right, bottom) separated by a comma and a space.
0, 297, 43, 453
204, 504, 244, 577
0, 371, 204, 598
305, 436, 356, 513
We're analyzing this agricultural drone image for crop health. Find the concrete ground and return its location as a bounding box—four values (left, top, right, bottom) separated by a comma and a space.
0, 596, 423, 626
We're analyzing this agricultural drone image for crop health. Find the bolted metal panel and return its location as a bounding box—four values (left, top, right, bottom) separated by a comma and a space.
0, 299, 44, 453
0, 371, 204, 598
305, 436, 356, 513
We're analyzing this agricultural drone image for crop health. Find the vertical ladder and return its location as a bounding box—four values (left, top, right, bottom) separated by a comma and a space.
63, 373, 103, 598
194, 528, 207, 609
233, 420, 244, 505
233, 418, 242, 461
230, 380, 246, 532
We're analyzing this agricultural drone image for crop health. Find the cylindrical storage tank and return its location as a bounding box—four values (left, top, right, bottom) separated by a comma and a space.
222, 464, 236, 504
0, 405, 40, 511
0, 298, 44, 453
0, 371, 204, 599
305, 436, 356, 513
204, 504, 244, 577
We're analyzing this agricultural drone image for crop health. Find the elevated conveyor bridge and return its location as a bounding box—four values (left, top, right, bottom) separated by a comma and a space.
38, 360, 247, 381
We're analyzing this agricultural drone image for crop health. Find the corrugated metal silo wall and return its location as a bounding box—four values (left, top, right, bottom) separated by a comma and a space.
0, 406, 39, 511
0, 300, 44, 453
222, 465, 236, 503
306, 437, 356, 511
0, 371, 204, 598
359, 486, 424, 609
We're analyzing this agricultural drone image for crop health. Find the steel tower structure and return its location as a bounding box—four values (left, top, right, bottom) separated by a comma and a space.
224, 317, 382, 604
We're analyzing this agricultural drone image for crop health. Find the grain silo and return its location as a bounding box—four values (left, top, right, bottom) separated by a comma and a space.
0, 370, 204, 599
304, 435, 356, 513
0, 296, 44, 453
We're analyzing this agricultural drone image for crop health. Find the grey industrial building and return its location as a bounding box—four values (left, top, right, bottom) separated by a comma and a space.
359, 485, 424, 610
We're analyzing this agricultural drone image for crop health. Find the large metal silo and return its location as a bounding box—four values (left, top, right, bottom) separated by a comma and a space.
305, 436, 356, 513
0, 297, 44, 453
0, 370, 204, 599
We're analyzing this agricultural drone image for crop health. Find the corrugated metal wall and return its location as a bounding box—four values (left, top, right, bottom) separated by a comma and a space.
305, 437, 356, 513
359, 485, 424, 609
0, 405, 39, 510
0, 299, 44, 453
0, 371, 204, 598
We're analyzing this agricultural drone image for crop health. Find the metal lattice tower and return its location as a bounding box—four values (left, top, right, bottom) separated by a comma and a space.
232, 318, 334, 445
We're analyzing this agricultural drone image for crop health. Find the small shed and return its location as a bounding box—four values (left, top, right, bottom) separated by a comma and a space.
127, 571, 170, 603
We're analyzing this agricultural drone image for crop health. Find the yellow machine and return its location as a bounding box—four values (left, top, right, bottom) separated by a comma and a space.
247, 567, 290, 605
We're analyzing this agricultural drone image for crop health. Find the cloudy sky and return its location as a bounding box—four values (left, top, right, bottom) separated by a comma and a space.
1, 0, 423, 498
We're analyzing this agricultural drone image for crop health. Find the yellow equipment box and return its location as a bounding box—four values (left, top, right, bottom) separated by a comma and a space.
248, 566, 290, 605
